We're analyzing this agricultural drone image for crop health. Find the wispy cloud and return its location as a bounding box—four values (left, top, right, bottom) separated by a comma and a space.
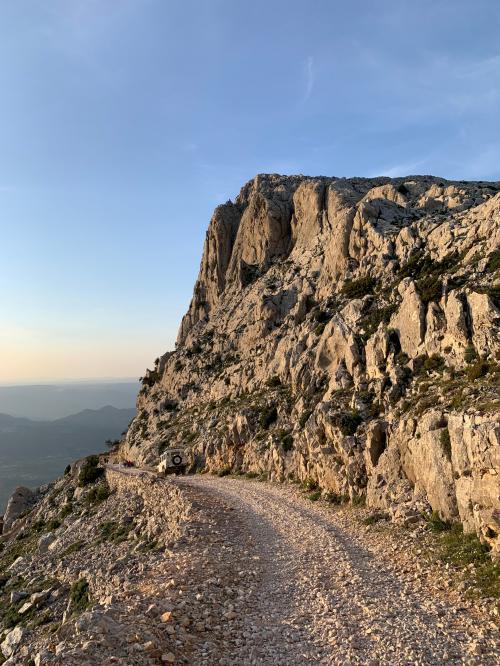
302, 55, 315, 103
370, 158, 431, 178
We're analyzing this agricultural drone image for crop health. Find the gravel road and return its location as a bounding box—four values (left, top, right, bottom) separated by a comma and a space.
174, 475, 499, 666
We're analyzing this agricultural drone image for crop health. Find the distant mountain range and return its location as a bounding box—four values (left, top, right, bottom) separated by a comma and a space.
0, 405, 136, 513
0, 381, 139, 420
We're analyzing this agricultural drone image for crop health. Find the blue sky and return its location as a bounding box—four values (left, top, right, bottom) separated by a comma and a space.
0, 0, 499, 383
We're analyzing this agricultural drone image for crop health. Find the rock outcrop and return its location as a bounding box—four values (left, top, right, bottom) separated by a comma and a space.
3, 486, 37, 532
123, 174, 500, 554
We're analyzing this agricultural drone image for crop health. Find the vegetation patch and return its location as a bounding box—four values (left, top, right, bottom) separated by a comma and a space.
299, 409, 313, 428
485, 249, 500, 273
361, 303, 397, 340
303, 478, 319, 491
414, 353, 446, 375
331, 410, 362, 436
78, 455, 104, 487
464, 345, 478, 364
97, 520, 133, 545
341, 276, 376, 299
416, 275, 442, 304
245, 471, 260, 479
69, 578, 90, 613
277, 430, 294, 452
308, 491, 321, 502
426, 510, 451, 532
59, 504, 73, 520
466, 359, 490, 381
86, 482, 111, 506
259, 405, 278, 429
434, 524, 499, 599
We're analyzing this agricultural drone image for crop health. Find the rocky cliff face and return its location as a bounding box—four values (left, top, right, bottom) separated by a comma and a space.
123, 174, 500, 554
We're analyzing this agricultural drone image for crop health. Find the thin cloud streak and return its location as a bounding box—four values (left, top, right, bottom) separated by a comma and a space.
302, 55, 315, 103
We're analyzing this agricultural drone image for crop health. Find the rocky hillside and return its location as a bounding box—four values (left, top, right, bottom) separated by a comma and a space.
122, 174, 500, 554
0, 458, 190, 664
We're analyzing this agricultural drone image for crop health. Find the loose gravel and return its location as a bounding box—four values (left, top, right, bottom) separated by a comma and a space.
175, 475, 499, 665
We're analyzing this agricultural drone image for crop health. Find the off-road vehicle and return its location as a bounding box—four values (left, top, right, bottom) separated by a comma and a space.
157, 448, 187, 475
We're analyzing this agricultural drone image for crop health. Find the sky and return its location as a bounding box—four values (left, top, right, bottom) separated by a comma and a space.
0, 0, 499, 383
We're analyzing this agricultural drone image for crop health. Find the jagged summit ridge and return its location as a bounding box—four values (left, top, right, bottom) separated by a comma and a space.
178, 173, 499, 344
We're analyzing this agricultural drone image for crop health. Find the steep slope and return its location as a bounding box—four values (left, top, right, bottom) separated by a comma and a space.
123, 174, 500, 554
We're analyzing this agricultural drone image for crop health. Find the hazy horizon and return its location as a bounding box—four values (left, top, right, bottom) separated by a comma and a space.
0, 376, 139, 387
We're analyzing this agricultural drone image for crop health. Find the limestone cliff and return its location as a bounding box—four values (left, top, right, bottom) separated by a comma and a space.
124, 174, 500, 554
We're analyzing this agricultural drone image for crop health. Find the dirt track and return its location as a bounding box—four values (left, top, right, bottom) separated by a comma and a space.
173, 475, 499, 666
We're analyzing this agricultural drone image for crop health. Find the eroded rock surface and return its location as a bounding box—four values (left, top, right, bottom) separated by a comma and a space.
124, 174, 499, 553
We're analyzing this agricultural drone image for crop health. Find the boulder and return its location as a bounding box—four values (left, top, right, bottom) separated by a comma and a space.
38, 532, 57, 553
1, 627, 26, 658
3, 487, 35, 531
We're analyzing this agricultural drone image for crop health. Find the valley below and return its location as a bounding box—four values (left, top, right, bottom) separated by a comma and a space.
0, 406, 135, 511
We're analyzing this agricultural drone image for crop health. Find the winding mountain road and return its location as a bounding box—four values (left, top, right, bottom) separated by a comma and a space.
173, 475, 499, 666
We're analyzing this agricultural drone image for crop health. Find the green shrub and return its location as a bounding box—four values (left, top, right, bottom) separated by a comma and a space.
69, 579, 90, 613
485, 249, 500, 273
32, 611, 52, 628
399, 250, 458, 281
432, 524, 499, 598
414, 354, 446, 376
464, 345, 477, 363
357, 389, 375, 406
78, 456, 103, 487
259, 405, 278, 429
45, 519, 61, 531
324, 492, 349, 505
331, 410, 363, 436
416, 275, 442, 304
265, 376, 281, 388
314, 323, 326, 336
245, 471, 259, 479
64, 464, 71, 476
466, 359, 489, 381
426, 510, 451, 532
86, 483, 111, 506
276, 429, 293, 452
312, 309, 332, 324
303, 478, 319, 491
342, 276, 376, 299
217, 467, 231, 477
3, 606, 22, 628
97, 520, 132, 545
308, 491, 321, 502
395, 351, 410, 365
299, 409, 313, 428
352, 494, 366, 507
439, 428, 452, 460
59, 504, 73, 520
361, 303, 397, 340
